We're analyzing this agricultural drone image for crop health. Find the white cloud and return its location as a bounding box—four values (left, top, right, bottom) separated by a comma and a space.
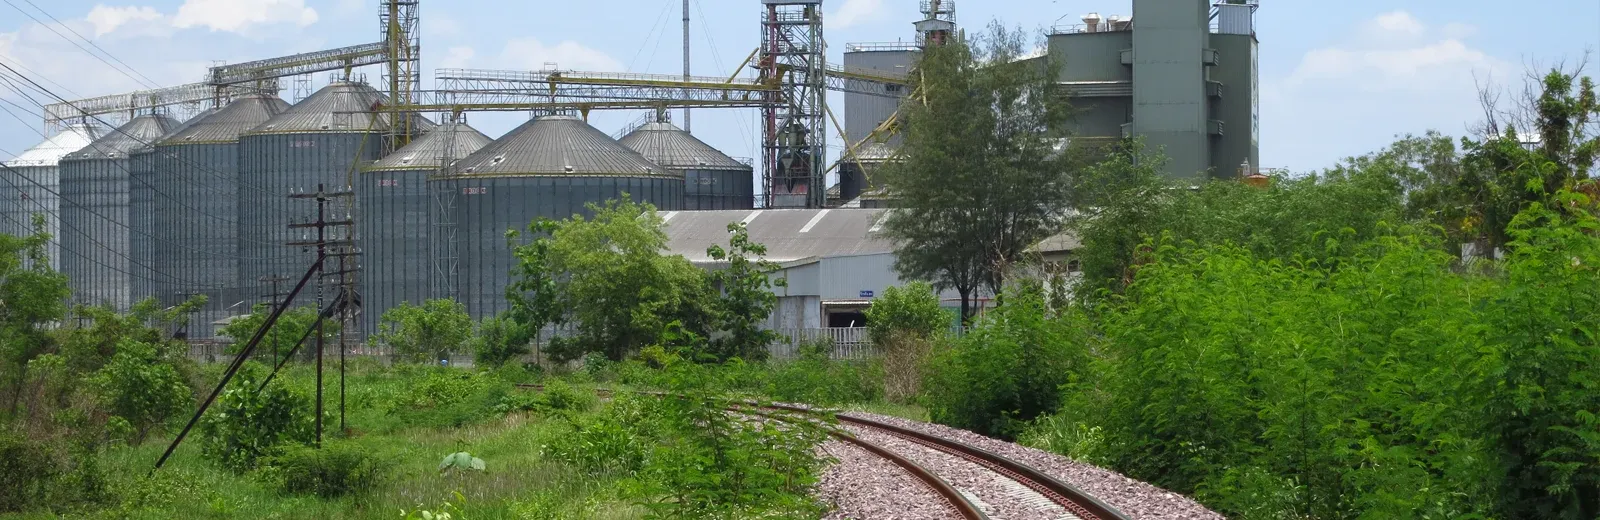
1262, 10, 1512, 171
498, 38, 622, 72
831, 0, 889, 29
173, 0, 319, 34
84, 6, 166, 38
440, 45, 475, 69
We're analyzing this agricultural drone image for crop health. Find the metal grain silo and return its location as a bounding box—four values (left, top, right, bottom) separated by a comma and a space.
58, 114, 180, 311
236, 81, 401, 307
619, 120, 753, 210
436, 114, 681, 320
153, 94, 289, 339
0, 123, 100, 271
357, 121, 490, 334
129, 111, 207, 305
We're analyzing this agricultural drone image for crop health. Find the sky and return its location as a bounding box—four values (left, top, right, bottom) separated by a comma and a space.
0, 0, 1597, 175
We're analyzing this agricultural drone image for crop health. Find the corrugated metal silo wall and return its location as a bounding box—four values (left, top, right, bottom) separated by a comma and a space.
59, 156, 133, 310
838, 161, 866, 202
843, 50, 915, 147
441, 174, 683, 321
0, 165, 62, 271
128, 149, 158, 304
153, 142, 245, 339
236, 132, 384, 314
355, 166, 435, 336
682, 167, 755, 210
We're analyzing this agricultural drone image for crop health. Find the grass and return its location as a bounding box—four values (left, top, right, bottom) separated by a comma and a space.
1, 356, 928, 520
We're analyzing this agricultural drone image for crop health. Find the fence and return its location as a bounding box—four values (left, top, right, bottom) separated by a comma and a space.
768, 327, 876, 360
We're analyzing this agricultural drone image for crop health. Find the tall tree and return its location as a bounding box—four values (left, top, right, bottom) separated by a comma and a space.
0, 217, 70, 415
878, 22, 1074, 322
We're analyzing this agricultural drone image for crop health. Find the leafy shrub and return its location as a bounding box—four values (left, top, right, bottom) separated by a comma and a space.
495, 379, 595, 417
0, 431, 58, 512
865, 282, 950, 345
878, 330, 936, 403
199, 363, 316, 472
471, 314, 530, 367
921, 285, 1087, 439
269, 441, 388, 498
762, 355, 883, 406
389, 369, 512, 428
90, 339, 192, 443
542, 395, 656, 475
375, 299, 474, 364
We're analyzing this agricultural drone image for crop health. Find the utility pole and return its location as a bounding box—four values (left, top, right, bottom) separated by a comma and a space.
288, 184, 355, 447
259, 274, 291, 365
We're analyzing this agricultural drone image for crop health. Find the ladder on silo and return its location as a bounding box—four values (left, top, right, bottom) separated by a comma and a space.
430, 114, 463, 302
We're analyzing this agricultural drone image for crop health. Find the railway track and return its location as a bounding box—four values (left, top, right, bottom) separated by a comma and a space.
518, 384, 1129, 520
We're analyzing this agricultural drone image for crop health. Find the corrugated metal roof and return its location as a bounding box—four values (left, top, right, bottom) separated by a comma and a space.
4, 124, 100, 167
368, 122, 492, 171
454, 114, 672, 178
619, 121, 750, 170
62, 115, 181, 161
249, 80, 435, 135
851, 142, 897, 162
662, 209, 893, 263
161, 94, 290, 145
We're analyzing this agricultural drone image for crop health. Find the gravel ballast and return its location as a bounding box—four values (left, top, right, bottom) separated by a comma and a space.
815, 439, 964, 520
841, 412, 1225, 520
846, 424, 1076, 520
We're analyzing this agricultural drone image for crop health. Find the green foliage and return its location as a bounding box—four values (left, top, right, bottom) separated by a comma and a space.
762, 348, 883, 406
374, 299, 474, 363
542, 394, 656, 476
1486, 191, 1600, 519
199, 362, 317, 472
921, 286, 1087, 439
0, 430, 57, 512
437, 451, 486, 474
702, 222, 785, 363
511, 197, 717, 362
864, 281, 949, 345
880, 23, 1075, 320
89, 339, 192, 443
220, 303, 339, 361
471, 313, 531, 367
270, 441, 389, 498
0, 219, 71, 417
387, 368, 513, 428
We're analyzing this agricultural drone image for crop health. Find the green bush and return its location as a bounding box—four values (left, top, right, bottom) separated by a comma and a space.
388, 368, 512, 428
762, 355, 883, 406
375, 299, 475, 364
198, 363, 317, 472
472, 314, 530, 368
921, 285, 1087, 439
0, 431, 58, 513
268, 441, 388, 498
90, 340, 192, 443
542, 394, 656, 475
864, 281, 949, 345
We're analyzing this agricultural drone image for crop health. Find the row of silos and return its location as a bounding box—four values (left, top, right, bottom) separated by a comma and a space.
0, 124, 100, 272
3, 84, 755, 338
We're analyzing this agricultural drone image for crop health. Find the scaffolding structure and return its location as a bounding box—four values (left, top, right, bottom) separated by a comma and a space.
380, 0, 422, 151
759, 0, 828, 208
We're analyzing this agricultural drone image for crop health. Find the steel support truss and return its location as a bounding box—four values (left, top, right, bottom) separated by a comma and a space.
760, 0, 827, 208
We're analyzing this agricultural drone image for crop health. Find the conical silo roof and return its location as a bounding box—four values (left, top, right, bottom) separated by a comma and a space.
161, 94, 290, 145
63, 114, 181, 161
619, 121, 749, 170
854, 142, 898, 162
5, 123, 100, 167
249, 80, 435, 135
455, 114, 670, 177
368, 122, 492, 171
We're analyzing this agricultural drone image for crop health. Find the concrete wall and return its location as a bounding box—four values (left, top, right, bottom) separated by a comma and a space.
1050, 32, 1133, 83
1131, 0, 1213, 180
1210, 34, 1260, 177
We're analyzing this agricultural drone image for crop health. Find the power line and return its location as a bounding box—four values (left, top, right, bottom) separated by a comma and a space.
2, 0, 161, 90
0, 162, 184, 284
17, 0, 163, 89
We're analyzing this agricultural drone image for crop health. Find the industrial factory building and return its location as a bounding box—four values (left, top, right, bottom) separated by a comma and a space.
0, 0, 1257, 345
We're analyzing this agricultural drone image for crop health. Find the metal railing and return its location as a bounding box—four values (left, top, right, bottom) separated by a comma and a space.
845, 42, 921, 53
769, 327, 874, 360
1050, 22, 1133, 34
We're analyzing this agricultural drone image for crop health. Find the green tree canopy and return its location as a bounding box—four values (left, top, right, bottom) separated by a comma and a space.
374, 299, 474, 363
878, 23, 1075, 321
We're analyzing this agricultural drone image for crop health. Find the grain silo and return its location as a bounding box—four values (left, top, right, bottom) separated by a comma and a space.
236, 80, 403, 305
357, 121, 490, 334
153, 94, 289, 339
618, 120, 753, 210
129, 111, 208, 305
435, 114, 681, 319
58, 114, 180, 311
0, 123, 100, 271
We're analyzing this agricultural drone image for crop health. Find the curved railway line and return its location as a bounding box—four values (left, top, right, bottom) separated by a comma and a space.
521, 384, 1132, 520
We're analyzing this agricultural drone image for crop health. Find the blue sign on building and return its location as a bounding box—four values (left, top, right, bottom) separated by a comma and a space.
859, 290, 874, 298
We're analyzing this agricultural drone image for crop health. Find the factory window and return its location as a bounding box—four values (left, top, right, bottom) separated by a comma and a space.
828, 311, 867, 328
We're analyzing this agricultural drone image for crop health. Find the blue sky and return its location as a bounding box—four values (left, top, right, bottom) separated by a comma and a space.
1, 0, 1597, 174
